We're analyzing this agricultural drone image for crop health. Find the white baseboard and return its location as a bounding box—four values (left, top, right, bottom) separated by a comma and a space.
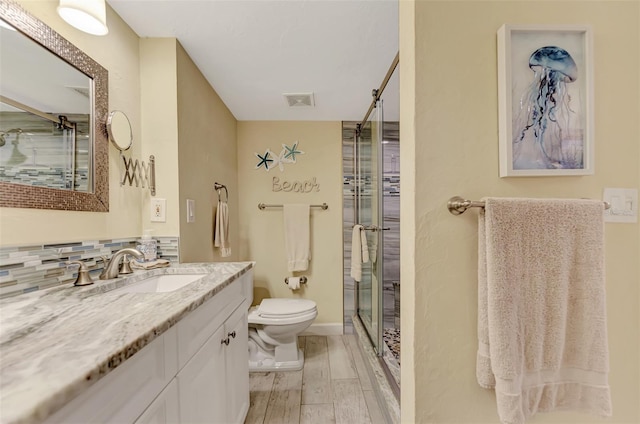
301, 323, 343, 336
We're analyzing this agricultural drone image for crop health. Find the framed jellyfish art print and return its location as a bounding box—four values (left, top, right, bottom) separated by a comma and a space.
497, 24, 594, 177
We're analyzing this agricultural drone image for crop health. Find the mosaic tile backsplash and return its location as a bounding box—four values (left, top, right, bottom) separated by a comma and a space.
0, 236, 179, 298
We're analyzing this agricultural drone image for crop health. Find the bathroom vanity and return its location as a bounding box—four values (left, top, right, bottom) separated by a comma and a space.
0, 262, 253, 424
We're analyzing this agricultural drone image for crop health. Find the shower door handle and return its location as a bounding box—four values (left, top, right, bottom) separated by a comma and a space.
361, 225, 390, 232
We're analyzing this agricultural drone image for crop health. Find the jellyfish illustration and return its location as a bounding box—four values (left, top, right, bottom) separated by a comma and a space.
513, 46, 583, 170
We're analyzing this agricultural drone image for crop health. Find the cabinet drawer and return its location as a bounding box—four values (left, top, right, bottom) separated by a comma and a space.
177, 280, 243, 369
45, 326, 178, 424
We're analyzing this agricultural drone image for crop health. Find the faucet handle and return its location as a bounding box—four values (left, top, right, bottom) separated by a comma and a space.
66, 260, 94, 286
119, 254, 134, 275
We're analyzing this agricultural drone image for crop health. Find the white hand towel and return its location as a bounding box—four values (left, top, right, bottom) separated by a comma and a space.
283, 204, 310, 272
130, 258, 170, 270
214, 200, 231, 257
477, 197, 611, 424
350, 225, 369, 281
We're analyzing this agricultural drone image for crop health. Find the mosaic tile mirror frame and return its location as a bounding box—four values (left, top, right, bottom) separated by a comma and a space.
0, 0, 109, 211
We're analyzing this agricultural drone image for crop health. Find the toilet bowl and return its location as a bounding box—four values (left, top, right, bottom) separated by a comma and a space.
248, 298, 317, 372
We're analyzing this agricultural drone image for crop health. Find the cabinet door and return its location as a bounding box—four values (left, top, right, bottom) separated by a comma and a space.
135, 379, 179, 424
177, 282, 242, 369
225, 302, 249, 424
177, 325, 227, 424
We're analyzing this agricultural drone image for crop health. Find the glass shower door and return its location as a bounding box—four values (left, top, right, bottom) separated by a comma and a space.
356, 100, 383, 353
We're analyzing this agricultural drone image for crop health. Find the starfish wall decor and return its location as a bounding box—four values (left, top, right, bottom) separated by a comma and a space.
254, 141, 305, 172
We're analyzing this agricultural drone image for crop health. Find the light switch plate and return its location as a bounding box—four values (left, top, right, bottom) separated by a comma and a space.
150, 198, 166, 222
186, 199, 195, 223
603, 188, 638, 223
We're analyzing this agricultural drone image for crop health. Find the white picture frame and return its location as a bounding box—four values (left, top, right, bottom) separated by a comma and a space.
498, 24, 594, 177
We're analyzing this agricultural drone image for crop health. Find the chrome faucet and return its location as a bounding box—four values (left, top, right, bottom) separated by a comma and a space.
99, 248, 144, 280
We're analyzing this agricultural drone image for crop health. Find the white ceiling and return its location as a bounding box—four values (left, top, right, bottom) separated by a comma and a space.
108, 0, 399, 122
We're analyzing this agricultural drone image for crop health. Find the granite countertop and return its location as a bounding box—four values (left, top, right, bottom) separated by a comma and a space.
0, 261, 254, 424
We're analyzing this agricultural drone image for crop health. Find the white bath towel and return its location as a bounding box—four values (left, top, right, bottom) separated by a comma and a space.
350, 225, 369, 281
477, 197, 611, 424
214, 200, 231, 257
283, 204, 310, 272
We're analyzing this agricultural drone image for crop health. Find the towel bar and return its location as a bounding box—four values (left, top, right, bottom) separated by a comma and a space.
258, 203, 328, 210
447, 196, 611, 215
352, 224, 390, 232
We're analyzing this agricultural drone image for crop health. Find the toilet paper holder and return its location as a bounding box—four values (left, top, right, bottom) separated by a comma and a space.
284, 276, 307, 285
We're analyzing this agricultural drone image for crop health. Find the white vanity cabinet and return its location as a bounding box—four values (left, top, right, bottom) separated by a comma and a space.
175, 270, 250, 423
45, 326, 179, 424
177, 302, 249, 424
43, 270, 252, 424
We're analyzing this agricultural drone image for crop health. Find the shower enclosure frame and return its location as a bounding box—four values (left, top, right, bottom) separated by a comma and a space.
354, 99, 385, 355
345, 52, 400, 400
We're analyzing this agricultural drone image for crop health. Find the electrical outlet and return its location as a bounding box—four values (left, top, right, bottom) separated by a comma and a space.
150, 198, 166, 222
186, 199, 195, 223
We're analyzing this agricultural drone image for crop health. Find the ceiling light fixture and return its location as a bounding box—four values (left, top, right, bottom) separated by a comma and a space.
57, 0, 108, 36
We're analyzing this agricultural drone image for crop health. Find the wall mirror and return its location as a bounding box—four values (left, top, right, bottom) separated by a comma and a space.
0, 1, 109, 211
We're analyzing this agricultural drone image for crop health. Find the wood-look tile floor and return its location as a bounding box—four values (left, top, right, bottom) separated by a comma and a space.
245, 335, 387, 424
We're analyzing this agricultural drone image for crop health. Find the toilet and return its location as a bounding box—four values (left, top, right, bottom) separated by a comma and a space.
248, 298, 318, 372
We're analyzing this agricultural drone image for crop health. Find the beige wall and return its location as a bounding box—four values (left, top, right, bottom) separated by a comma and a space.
139, 38, 180, 239
140, 39, 240, 261
0, 0, 143, 246
237, 121, 343, 327
400, 1, 640, 423
176, 42, 239, 262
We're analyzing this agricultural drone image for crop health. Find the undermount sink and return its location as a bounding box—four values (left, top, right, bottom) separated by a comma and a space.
113, 274, 207, 293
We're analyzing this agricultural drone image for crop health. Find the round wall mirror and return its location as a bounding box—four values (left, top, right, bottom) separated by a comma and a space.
106, 110, 133, 151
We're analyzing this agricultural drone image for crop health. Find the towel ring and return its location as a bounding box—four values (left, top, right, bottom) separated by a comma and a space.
214, 182, 228, 202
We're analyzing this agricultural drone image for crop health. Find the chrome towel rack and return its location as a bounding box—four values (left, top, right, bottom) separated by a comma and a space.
447, 196, 611, 216
258, 203, 328, 210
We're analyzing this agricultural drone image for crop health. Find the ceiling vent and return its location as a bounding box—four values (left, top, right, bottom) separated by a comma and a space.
283, 92, 315, 108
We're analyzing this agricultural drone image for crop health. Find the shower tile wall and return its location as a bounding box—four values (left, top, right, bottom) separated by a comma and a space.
342, 122, 400, 334
0, 111, 91, 191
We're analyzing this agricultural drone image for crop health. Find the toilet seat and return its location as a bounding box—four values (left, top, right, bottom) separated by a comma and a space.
248, 298, 317, 325
258, 298, 316, 318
